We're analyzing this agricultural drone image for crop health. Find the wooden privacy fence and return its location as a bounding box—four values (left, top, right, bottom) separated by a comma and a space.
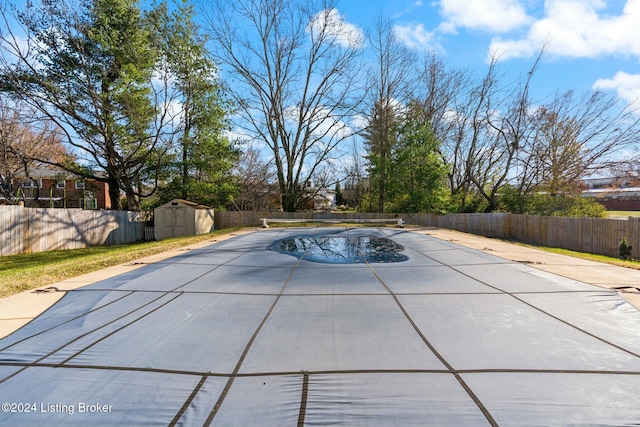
430, 213, 639, 259
2, 206, 637, 259
0, 205, 145, 256
215, 211, 640, 259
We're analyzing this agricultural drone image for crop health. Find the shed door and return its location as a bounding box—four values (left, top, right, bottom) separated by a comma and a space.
164, 206, 187, 238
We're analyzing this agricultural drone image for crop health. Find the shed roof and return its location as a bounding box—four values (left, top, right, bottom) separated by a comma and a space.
156, 199, 213, 210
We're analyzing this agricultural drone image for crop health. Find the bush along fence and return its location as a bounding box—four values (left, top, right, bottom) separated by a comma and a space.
214, 211, 640, 260
0, 204, 146, 256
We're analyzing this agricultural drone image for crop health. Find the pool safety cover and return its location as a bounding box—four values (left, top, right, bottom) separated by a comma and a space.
1, 228, 639, 426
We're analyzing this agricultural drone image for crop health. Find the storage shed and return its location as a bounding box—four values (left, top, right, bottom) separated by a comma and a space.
153, 199, 214, 241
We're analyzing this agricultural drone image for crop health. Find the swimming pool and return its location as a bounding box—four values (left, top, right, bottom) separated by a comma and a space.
1, 227, 639, 426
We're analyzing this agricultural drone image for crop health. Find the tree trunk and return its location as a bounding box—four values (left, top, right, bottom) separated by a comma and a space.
378, 152, 386, 213
107, 175, 121, 210
281, 188, 298, 212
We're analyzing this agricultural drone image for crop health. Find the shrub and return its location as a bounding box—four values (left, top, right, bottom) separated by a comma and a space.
619, 237, 633, 260
498, 191, 607, 218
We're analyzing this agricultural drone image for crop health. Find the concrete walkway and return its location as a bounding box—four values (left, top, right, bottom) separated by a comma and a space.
0, 226, 638, 340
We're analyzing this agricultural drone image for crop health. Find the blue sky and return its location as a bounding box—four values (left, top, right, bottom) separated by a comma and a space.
333, 0, 640, 105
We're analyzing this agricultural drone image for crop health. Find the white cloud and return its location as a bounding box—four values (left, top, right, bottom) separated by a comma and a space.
309, 106, 353, 141
438, 0, 531, 33
224, 128, 255, 145
308, 9, 364, 49
489, 0, 640, 61
350, 114, 368, 131
442, 109, 464, 124
282, 104, 353, 141
393, 23, 444, 52
593, 71, 640, 104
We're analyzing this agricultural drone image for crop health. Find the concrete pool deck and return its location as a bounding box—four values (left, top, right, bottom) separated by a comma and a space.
1, 226, 639, 425
1, 226, 637, 340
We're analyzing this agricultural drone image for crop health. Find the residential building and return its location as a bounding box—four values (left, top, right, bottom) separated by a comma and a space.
581, 176, 640, 211
4, 168, 111, 209
302, 182, 337, 211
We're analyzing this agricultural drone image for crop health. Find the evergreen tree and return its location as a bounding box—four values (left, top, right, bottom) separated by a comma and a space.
335, 182, 344, 207
362, 100, 398, 212
154, 1, 238, 208
0, 0, 229, 209
387, 113, 450, 213
0, 0, 165, 209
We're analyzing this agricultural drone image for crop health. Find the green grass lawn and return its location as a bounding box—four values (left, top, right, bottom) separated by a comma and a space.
0, 228, 241, 299
515, 243, 640, 270
607, 210, 640, 218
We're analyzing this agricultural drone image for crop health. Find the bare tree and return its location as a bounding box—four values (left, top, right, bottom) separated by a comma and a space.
518, 89, 640, 195
0, 99, 69, 203
427, 49, 543, 212
412, 53, 471, 149
201, 0, 364, 211
229, 144, 278, 211
362, 16, 417, 212
406, 54, 474, 209
608, 159, 640, 187
438, 56, 502, 211
340, 138, 367, 209
470, 52, 542, 211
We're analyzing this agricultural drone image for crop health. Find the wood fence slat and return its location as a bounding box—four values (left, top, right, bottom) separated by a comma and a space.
629, 217, 640, 260
0, 205, 145, 255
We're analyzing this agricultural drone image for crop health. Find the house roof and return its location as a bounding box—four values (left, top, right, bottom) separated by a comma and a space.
13, 167, 107, 180
14, 168, 76, 179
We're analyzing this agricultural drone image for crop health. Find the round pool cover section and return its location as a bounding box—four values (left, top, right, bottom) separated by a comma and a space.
266, 234, 409, 263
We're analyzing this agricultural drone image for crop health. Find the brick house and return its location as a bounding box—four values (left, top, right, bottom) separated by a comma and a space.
7, 168, 111, 209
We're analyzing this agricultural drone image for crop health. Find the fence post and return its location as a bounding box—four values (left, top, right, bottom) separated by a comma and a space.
628, 217, 640, 260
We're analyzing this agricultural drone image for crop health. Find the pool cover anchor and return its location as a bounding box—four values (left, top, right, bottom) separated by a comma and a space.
32, 286, 59, 294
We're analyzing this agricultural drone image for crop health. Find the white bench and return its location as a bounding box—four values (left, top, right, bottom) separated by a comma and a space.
259, 218, 404, 228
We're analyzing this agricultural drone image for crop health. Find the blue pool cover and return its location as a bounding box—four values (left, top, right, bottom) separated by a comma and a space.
0, 227, 639, 426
